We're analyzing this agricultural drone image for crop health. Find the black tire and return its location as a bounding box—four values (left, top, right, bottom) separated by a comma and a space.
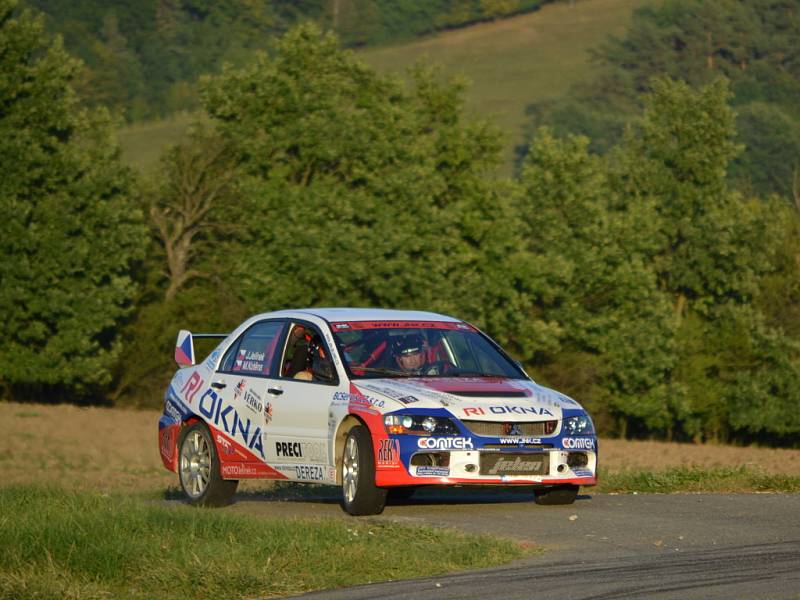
341, 425, 387, 516
178, 422, 238, 507
533, 484, 579, 506
387, 486, 418, 502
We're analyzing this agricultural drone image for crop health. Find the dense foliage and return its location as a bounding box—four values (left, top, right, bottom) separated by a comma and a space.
523, 0, 800, 199
3, 2, 799, 445
24, 0, 546, 121
0, 0, 145, 399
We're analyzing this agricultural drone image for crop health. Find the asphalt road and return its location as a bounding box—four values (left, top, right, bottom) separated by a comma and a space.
228, 487, 800, 599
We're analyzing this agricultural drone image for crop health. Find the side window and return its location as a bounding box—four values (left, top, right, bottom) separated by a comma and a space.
220, 321, 285, 376
280, 321, 338, 384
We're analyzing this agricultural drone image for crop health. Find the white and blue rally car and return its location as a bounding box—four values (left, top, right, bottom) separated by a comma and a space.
158, 308, 597, 515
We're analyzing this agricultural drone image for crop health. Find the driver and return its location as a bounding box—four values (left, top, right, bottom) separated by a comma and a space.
394, 334, 444, 375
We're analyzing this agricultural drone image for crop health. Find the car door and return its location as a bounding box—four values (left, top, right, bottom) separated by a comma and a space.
262, 319, 342, 482
202, 319, 287, 464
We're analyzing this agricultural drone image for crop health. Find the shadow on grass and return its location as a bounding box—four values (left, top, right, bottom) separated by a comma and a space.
163, 482, 592, 508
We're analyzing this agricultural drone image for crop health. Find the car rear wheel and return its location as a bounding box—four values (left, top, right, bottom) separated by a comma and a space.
178, 422, 238, 507
341, 425, 387, 516
533, 484, 579, 505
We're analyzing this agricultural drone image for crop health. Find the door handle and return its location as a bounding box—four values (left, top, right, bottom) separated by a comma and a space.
211, 381, 226, 389
267, 387, 284, 396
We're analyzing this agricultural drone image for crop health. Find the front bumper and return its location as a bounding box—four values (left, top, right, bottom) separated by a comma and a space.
375, 444, 598, 487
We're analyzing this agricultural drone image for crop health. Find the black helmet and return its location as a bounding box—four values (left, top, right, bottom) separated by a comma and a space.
394, 334, 426, 356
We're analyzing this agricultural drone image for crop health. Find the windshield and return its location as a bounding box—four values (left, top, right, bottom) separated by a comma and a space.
330, 321, 526, 379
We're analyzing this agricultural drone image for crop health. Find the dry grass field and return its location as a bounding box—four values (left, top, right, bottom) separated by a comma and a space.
2, 401, 798, 496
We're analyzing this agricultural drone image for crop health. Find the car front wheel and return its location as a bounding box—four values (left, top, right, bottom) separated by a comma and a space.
341, 425, 387, 516
533, 484, 579, 505
178, 422, 238, 507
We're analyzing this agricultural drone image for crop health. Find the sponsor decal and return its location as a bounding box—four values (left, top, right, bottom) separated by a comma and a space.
398, 395, 419, 404
235, 360, 264, 372
294, 465, 324, 481
172, 370, 186, 390
160, 427, 176, 462
377, 439, 399, 466
323, 332, 341, 366
213, 433, 248, 459
243, 388, 263, 414
375, 380, 461, 406
573, 469, 593, 477
234, 379, 247, 399
239, 349, 265, 362
276, 441, 302, 458
499, 437, 542, 444
273, 441, 326, 462
164, 398, 182, 422
562, 437, 595, 450
487, 456, 544, 475
417, 437, 474, 450
462, 405, 554, 417
503, 422, 522, 436
222, 463, 258, 477
415, 466, 450, 477
197, 388, 265, 458
332, 391, 385, 409
216, 433, 236, 456
330, 321, 476, 331
204, 348, 222, 370
264, 401, 273, 425
180, 372, 204, 404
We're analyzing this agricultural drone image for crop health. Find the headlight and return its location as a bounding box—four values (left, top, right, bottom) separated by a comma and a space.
384, 415, 459, 436
563, 414, 594, 435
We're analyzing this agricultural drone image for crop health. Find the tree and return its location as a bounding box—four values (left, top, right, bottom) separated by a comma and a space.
147, 127, 239, 301
612, 77, 797, 441
522, 0, 800, 198
516, 129, 675, 433
200, 24, 516, 329
0, 0, 145, 398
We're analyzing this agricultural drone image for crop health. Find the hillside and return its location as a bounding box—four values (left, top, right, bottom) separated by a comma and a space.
363, 0, 652, 169
118, 0, 652, 172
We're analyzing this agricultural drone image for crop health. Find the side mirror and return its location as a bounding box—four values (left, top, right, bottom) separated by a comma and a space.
312, 357, 336, 383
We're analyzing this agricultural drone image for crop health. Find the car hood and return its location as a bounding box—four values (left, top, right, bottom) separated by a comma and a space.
353, 377, 582, 421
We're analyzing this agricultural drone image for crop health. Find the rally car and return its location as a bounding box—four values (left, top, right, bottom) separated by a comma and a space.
158, 308, 597, 515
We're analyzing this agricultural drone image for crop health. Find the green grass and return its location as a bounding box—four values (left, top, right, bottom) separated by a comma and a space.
361, 0, 652, 168
118, 112, 203, 173
597, 466, 800, 494
0, 486, 535, 600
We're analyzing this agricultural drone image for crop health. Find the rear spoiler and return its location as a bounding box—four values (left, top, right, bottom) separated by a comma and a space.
175, 330, 228, 366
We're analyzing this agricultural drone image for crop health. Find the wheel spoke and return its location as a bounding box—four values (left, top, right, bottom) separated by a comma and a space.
179, 428, 215, 500
343, 435, 360, 504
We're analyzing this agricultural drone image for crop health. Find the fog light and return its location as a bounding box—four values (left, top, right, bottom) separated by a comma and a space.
567, 452, 588, 468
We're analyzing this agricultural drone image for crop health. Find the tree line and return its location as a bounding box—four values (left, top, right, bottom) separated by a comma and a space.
25, 0, 548, 121
2, 0, 799, 445
523, 0, 800, 200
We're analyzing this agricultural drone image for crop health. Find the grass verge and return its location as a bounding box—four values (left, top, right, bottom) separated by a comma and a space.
0, 485, 535, 600
596, 465, 800, 494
